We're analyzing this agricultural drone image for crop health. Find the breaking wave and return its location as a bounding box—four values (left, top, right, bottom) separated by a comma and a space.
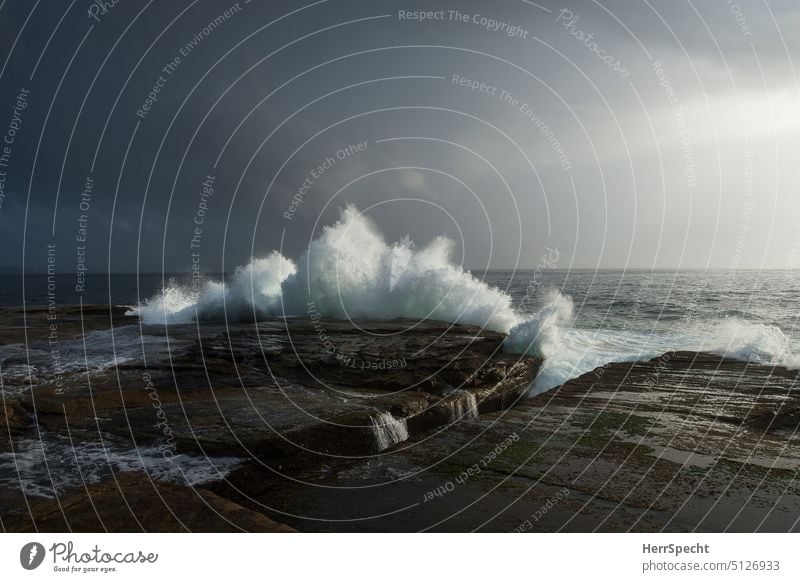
130, 205, 522, 332
527, 317, 800, 394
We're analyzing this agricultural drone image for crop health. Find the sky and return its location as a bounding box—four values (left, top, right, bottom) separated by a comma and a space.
0, 0, 799, 275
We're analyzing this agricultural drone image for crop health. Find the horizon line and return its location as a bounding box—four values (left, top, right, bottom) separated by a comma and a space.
4, 267, 799, 275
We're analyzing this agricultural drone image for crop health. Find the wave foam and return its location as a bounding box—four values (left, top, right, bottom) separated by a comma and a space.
527, 317, 800, 395
130, 206, 523, 332
698, 318, 800, 369
0, 437, 241, 498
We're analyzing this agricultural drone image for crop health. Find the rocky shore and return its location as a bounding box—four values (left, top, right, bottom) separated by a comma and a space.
1, 306, 798, 532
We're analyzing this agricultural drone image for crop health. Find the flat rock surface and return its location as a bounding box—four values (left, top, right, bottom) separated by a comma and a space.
212, 352, 800, 532
2, 472, 294, 532
1, 306, 539, 531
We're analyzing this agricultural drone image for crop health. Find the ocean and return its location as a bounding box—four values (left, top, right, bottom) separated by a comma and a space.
2, 268, 798, 393
486, 269, 800, 391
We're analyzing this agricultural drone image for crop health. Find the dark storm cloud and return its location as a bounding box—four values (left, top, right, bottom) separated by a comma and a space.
0, 0, 798, 276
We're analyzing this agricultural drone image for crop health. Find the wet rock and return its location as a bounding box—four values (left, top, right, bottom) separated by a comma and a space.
11, 315, 539, 459
2, 472, 294, 532
0, 304, 135, 345
10, 304, 797, 532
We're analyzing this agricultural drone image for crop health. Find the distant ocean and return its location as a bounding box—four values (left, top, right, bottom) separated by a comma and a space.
0, 273, 201, 308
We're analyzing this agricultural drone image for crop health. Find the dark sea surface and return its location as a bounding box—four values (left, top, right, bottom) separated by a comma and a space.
2, 269, 798, 392
4, 270, 798, 333
0, 273, 201, 308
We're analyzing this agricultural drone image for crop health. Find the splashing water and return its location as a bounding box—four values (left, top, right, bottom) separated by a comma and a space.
0, 436, 241, 498
370, 411, 409, 452
445, 390, 480, 421
130, 205, 521, 330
